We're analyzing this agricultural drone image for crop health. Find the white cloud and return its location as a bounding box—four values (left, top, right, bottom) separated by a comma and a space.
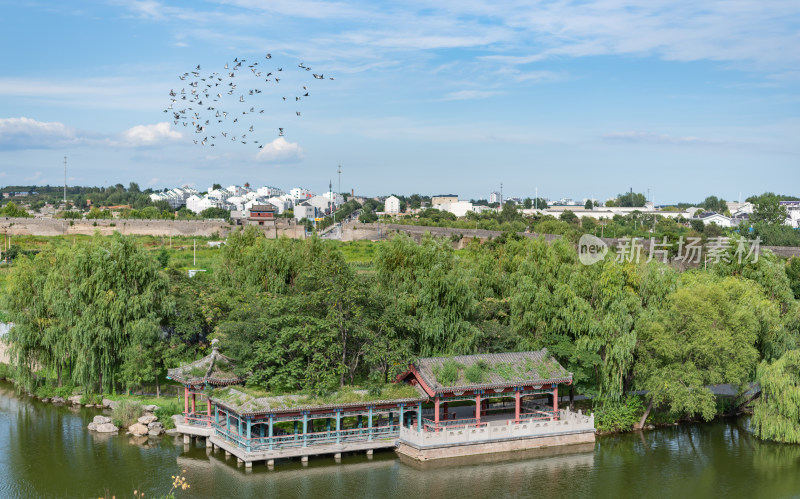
602, 131, 714, 145
0, 117, 84, 149
255, 137, 304, 162
119, 122, 182, 146
442, 89, 502, 101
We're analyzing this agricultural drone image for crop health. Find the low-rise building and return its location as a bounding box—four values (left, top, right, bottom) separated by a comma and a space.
385, 195, 401, 214
247, 204, 277, 226
431, 194, 458, 205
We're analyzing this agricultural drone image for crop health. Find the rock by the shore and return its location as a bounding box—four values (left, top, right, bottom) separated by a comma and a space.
93, 415, 112, 425
138, 415, 158, 425
102, 398, 118, 409
41, 397, 50, 403
142, 404, 159, 413
171, 414, 184, 426
68, 395, 82, 405
128, 423, 149, 436
87, 422, 97, 431
51, 396, 65, 404
94, 422, 119, 433
165, 428, 179, 436
148, 429, 164, 437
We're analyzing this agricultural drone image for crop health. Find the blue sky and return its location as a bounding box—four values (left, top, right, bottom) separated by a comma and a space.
0, 0, 798, 203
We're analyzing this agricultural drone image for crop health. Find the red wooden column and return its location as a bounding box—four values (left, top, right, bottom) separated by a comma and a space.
184, 386, 189, 415
207, 399, 212, 427
475, 393, 481, 424
443, 402, 449, 420
434, 396, 440, 431
515, 390, 521, 423
553, 386, 558, 420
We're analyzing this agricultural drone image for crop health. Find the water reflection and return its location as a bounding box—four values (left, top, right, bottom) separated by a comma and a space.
3, 381, 800, 498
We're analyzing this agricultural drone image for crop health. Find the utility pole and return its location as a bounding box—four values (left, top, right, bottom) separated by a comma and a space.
63, 156, 67, 206
500, 182, 503, 206
337, 164, 342, 201
330, 179, 334, 225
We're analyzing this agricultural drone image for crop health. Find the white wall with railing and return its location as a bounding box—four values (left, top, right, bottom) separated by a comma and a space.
400, 408, 594, 448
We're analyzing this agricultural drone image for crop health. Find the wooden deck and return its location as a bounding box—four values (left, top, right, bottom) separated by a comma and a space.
208, 434, 397, 466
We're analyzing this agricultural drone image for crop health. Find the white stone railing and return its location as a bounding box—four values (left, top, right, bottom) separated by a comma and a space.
399, 409, 594, 448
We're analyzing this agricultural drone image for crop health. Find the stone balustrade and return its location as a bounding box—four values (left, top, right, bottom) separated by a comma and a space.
399, 409, 594, 448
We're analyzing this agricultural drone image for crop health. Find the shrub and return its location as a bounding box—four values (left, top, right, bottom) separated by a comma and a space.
112, 400, 143, 427
592, 396, 644, 433
80, 393, 103, 405
465, 360, 488, 384
433, 360, 462, 386
0, 363, 10, 380
155, 401, 182, 429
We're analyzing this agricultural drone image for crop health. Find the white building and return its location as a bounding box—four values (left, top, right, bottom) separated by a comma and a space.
294, 201, 317, 221
290, 187, 314, 200
489, 192, 501, 204
781, 201, 800, 228
385, 195, 401, 214
695, 212, 734, 228
436, 201, 477, 218
323, 191, 344, 207
307, 195, 334, 213
268, 196, 292, 214
149, 187, 199, 209
257, 186, 285, 197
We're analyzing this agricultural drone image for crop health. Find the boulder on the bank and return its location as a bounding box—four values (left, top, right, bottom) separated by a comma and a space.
93, 415, 112, 425
68, 395, 82, 405
51, 396, 65, 404
87, 422, 97, 431
102, 398, 118, 409
138, 415, 158, 425
94, 423, 119, 433
142, 404, 159, 413
165, 428, 179, 436
148, 429, 164, 437
171, 414, 184, 426
41, 398, 50, 403
128, 423, 149, 436
148, 421, 164, 430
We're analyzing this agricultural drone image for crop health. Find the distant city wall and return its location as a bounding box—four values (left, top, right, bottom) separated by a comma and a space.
0, 218, 305, 239
342, 223, 561, 245
2, 218, 799, 257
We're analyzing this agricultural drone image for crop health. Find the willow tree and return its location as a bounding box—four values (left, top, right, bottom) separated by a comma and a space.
375, 235, 482, 355
752, 349, 800, 443
634, 273, 763, 425
577, 260, 642, 401
5, 234, 172, 393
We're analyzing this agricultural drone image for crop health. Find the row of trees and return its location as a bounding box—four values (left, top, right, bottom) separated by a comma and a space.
4, 228, 800, 440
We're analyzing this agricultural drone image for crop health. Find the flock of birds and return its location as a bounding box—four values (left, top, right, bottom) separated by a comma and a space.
164, 54, 334, 148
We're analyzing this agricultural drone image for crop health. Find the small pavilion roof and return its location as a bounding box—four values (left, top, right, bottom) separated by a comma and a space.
167, 343, 245, 386
211, 384, 427, 417
404, 349, 572, 396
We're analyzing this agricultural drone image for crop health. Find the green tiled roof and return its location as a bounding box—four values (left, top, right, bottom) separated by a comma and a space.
414, 349, 571, 394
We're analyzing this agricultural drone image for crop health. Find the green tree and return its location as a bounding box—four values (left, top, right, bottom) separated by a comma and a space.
199, 207, 231, 220
584, 199, 594, 210
0, 201, 31, 218
752, 349, 800, 443
751, 193, 789, 225
523, 198, 533, 209
559, 210, 578, 224
634, 274, 763, 425
616, 191, 647, 207
4, 234, 173, 393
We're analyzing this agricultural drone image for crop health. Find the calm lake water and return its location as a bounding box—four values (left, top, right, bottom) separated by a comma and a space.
2, 381, 800, 498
